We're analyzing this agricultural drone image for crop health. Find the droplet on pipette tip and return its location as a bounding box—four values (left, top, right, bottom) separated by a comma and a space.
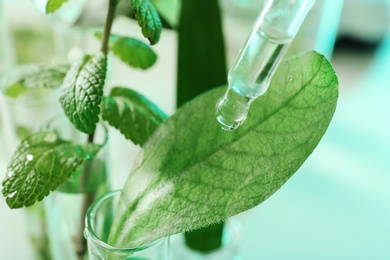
215, 87, 252, 131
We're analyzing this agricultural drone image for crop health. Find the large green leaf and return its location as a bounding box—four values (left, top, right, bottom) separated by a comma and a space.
108, 51, 339, 247
101, 87, 168, 146
2, 131, 101, 208
46, 0, 68, 13
130, 0, 162, 45
60, 52, 107, 134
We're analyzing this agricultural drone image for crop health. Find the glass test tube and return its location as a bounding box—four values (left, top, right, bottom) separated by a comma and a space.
215, 0, 316, 131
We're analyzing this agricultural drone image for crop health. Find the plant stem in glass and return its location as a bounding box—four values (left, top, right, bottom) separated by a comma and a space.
74, 0, 117, 258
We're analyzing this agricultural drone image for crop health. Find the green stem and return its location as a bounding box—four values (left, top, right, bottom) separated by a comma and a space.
100, 0, 118, 54
75, 1, 118, 259
76, 149, 96, 260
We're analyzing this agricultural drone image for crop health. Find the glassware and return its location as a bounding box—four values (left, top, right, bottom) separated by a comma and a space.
215, 0, 315, 131
23, 202, 52, 260
0, 64, 63, 260
221, 0, 344, 62
32, 0, 100, 63
33, 0, 87, 26
0, 0, 16, 172
0, 64, 63, 160
85, 190, 170, 260
43, 115, 110, 260
287, 0, 344, 59
0, 0, 16, 74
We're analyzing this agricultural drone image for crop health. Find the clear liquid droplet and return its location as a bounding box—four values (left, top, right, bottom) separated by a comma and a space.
215, 87, 253, 131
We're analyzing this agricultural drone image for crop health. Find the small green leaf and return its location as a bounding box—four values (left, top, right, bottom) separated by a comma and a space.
16, 126, 32, 139
2, 64, 69, 98
46, 0, 69, 14
94, 32, 157, 69
130, 0, 163, 45
18, 64, 69, 89
101, 87, 168, 146
108, 51, 339, 247
3, 83, 28, 98
112, 37, 157, 69
60, 52, 107, 134
2, 131, 101, 208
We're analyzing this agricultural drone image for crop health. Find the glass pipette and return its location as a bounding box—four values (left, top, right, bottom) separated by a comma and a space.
216, 0, 316, 131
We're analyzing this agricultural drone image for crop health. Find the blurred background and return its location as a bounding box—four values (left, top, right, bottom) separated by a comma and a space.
1, 0, 390, 259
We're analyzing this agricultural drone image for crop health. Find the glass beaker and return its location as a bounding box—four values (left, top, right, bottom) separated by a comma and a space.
43, 115, 110, 260
85, 190, 170, 260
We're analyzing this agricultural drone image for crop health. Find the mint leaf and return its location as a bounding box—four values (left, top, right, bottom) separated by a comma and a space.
2, 64, 69, 98
101, 87, 168, 146
94, 32, 157, 69
46, 0, 68, 13
3, 83, 28, 98
2, 131, 101, 208
60, 52, 107, 134
19, 64, 69, 89
112, 37, 157, 69
108, 51, 339, 247
130, 0, 162, 45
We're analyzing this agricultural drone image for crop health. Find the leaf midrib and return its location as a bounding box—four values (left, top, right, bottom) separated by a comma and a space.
160, 56, 325, 179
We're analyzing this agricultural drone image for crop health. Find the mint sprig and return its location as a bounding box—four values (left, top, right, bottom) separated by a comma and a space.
2, 131, 101, 208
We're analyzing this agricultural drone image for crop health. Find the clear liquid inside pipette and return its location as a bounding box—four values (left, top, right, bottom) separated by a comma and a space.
216, 25, 292, 131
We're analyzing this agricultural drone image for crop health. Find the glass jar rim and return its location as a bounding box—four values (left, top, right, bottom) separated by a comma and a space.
85, 190, 163, 253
